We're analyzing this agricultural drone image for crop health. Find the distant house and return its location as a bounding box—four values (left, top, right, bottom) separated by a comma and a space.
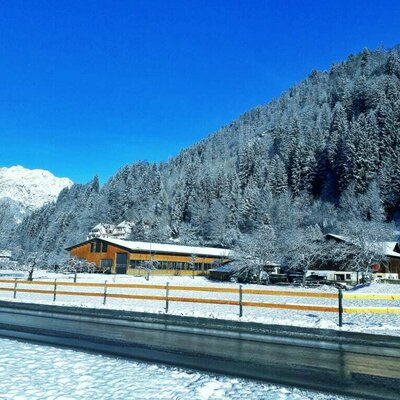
110, 221, 135, 239
66, 237, 232, 275
0, 250, 12, 261
87, 221, 135, 240
326, 233, 400, 275
87, 223, 115, 240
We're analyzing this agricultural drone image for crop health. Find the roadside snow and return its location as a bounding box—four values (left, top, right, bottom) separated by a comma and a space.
0, 337, 353, 400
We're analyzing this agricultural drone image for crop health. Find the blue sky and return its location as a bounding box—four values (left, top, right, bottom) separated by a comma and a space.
0, 1, 399, 183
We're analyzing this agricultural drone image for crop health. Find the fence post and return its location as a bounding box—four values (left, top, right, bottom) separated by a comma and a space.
338, 288, 343, 327
239, 284, 243, 317
53, 279, 57, 302
13, 279, 17, 299
103, 280, 108, 305
165, 282, 169, 313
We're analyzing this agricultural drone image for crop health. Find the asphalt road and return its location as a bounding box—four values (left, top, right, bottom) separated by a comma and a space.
0, 300, 399, 399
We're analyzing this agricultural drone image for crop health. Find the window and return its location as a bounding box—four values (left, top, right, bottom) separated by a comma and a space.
95, 241, 101, 253
346, 274, 351, 280
130, 260, 141, 268
90, 242, 95, 253
101, 259, 112, 269
102, 242, 108, 252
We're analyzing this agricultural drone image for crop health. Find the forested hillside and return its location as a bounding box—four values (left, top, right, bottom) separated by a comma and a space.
10, 47, 400, 262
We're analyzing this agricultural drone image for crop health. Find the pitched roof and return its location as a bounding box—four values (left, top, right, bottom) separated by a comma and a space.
0, 250, 12, 258
326, 233, 400, 259
116, 220, 134, 228
66, 237, 233, 258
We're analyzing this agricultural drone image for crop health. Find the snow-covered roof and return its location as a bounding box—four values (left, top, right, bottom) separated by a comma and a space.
209, 264, 235, 273
0, 250, 12, 258
90, 223, 115, 232
380, 242, 400, 258
68, 237, 233, 258
326, 233, 400, 259
116, 220, 134, 228
105, 238, 232, 258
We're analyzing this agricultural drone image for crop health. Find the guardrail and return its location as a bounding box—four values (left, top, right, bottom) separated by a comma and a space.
0, 279, 399, 326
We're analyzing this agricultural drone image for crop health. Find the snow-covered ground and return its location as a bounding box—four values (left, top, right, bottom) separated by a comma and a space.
0, 270, 399, 336
0, 337, 353, 399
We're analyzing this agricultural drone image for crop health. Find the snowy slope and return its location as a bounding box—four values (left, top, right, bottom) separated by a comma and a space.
0, 165, 72, 211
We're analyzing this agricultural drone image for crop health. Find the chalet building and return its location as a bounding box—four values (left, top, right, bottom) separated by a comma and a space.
66, 237, 232, 275
87, 223, 115, 240
87, 221, 135, 240
326, 233, 400, 275
110, 221, 135, 239
0, 250, 12, 261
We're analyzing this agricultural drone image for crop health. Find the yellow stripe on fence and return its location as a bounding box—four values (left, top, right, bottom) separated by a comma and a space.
343, 293, 400, 301
344, 307, 400, 314
242, 289, 338, 298
242, 301, 338, 313
168, 285, 237, 293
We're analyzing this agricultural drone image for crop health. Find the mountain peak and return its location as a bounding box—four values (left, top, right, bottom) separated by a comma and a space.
0, 165, 73, 210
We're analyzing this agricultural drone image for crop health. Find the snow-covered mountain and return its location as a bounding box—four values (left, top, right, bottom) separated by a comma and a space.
0, 165, 73, 212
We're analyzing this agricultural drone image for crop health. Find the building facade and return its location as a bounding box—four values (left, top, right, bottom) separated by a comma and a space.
66, 237, 232, 275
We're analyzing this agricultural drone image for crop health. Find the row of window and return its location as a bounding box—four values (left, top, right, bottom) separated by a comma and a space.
90, 241, 108, 253
129, 260, 210, 271
99, 259, 212, 271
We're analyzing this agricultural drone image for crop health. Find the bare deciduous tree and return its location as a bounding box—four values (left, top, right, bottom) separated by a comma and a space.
233, 225, 279, 284
283, 225, 326, 286
2, 248, 48, 281
61, 257, 97, 282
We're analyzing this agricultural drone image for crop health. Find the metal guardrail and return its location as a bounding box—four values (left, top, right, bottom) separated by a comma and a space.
0, 279, 399, 326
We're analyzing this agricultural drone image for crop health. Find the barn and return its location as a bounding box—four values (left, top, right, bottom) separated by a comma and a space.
326, 233, 400, 275
65, 237, 232, 275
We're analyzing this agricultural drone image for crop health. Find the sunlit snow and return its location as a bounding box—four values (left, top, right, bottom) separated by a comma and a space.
0, 165, 72, 211
0, 338, 350, 400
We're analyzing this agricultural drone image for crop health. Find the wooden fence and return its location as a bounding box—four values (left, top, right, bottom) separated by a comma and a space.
0, 279, 399, 326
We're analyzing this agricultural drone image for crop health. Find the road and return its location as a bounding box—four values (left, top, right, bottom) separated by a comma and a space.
0, 300, 399, 399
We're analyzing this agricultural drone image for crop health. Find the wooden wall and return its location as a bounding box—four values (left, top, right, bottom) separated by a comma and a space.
70, 242, 126, 270
388, 257, 400, 274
